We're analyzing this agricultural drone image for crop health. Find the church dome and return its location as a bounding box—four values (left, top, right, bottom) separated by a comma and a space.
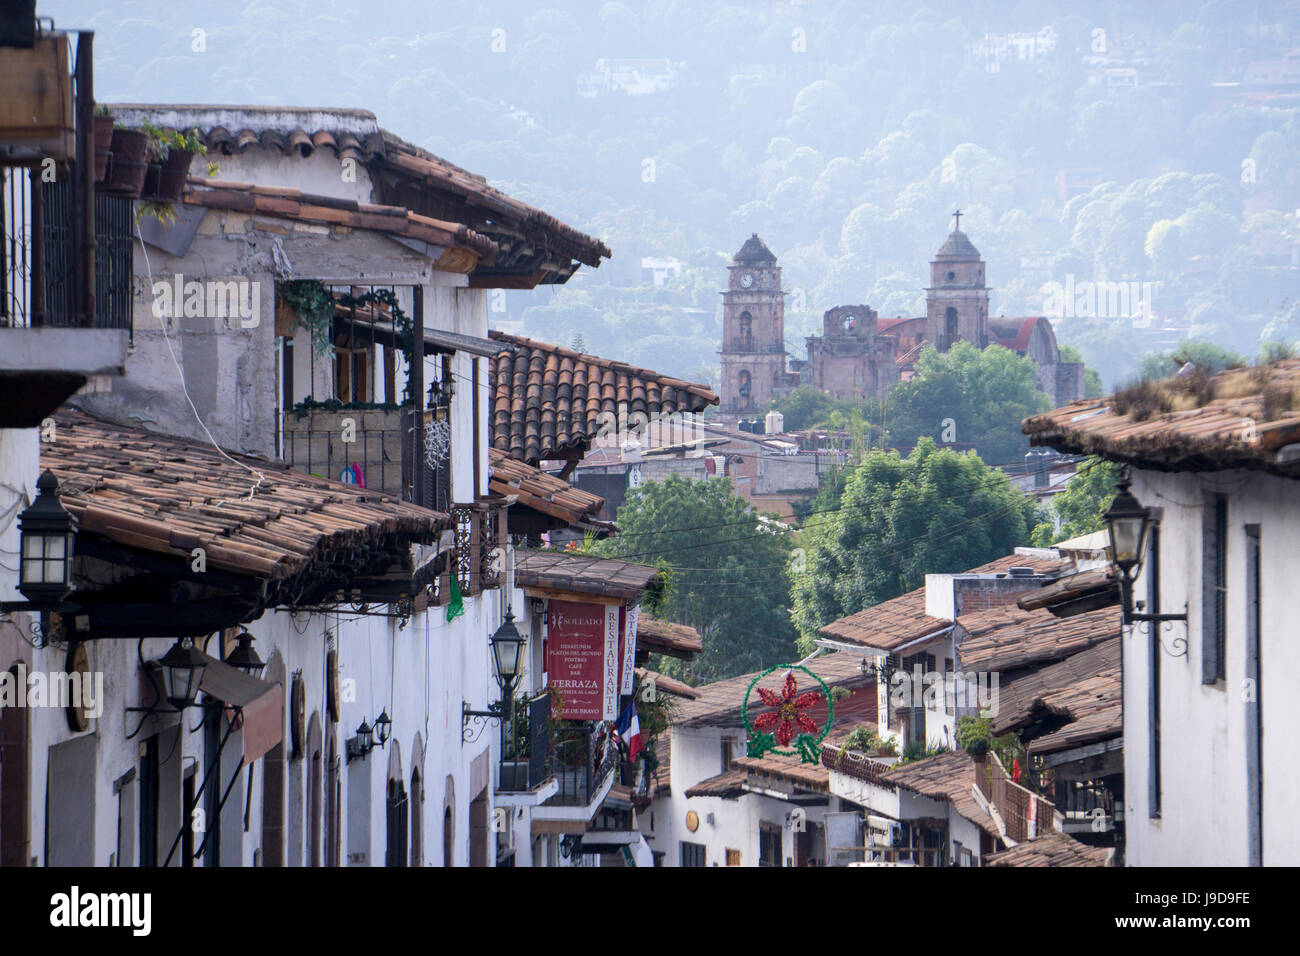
733, 233, 777, 264
934, 229, 981, 261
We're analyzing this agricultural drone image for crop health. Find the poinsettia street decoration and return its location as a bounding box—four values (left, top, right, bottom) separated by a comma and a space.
741, 665, 834, 764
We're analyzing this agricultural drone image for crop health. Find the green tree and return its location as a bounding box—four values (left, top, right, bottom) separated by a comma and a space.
1139, 340, 1245, 380
769, 385, 848, 430
886, 343, 1051, 466
594, 474, 797, 683
1030, 458, 1119, 547
790, 439, 1041, 654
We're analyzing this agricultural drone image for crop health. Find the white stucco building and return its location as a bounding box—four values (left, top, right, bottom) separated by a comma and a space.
1025, 359, 1300, 866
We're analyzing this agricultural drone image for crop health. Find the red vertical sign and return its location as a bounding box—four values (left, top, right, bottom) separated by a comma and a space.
546, 600, 609, 720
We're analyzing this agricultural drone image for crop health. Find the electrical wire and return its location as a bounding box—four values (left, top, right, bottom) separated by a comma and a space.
134, 230, 268, 504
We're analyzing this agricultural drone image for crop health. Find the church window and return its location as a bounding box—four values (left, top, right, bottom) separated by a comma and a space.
945, 307, 958, 348
946, 270, 955, 281
739, 311, 753, 346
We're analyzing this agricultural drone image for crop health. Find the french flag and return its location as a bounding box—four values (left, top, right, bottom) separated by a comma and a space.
614, 701, 643, 765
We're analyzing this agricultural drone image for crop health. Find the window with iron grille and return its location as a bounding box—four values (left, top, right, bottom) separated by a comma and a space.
1201, 493, 1227, 684
759, 822, 783, 867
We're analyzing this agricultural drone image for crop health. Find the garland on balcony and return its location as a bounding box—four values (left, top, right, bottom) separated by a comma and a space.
289, 397, 402, 419
741, 665, 833, 764
279, 280, 336, 358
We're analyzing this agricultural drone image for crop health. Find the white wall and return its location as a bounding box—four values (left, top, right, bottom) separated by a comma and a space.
1124, 467, 1300, 865
646, 725, 835, 866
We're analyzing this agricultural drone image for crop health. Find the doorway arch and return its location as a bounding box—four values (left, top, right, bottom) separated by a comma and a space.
260, 650, 286, 866
306, 713, 322, 866
441, 775, 456, 867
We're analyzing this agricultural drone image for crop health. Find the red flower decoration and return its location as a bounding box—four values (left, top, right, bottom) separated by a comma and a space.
752, 672, 823, 747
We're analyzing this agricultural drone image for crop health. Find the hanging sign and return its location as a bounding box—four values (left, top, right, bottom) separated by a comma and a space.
618, 604, 639, 695
602, 604, 619, 720
546, 600, 619, 721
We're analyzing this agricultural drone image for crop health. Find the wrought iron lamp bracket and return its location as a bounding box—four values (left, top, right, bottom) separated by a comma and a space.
462, 701, 505, 744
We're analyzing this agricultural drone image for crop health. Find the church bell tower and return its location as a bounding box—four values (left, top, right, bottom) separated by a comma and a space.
925, 211, 990, 351
720, 234, 787, 416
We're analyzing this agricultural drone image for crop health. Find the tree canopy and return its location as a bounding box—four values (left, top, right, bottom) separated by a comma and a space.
1030, 458, 1119, 548
885, 343, 1052, 466
593, 474, 798, 682
790, 438, 1041, 654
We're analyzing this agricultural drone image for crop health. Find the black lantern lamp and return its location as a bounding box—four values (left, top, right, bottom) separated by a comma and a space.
373, 708, 392, 748
860, 656, 897, 684
1104, 471, 1150, 577
490, 609, 525, 695
224, 630, 266, 678
463, 609, 527, 742
347, 717, 375, 761
16, 470, 76, 606
159, 637, 207, 710
1104, 467, 1186, 629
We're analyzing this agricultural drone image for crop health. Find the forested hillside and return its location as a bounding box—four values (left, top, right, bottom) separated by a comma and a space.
56, 0, 1300, 388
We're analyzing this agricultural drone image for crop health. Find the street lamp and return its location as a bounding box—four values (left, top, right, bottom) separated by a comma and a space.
1104, 471, 1150, 577
348, 717, 375, 761
223, 630, 266, 678
490, 609, 525, 695
373, 708, 392, 748
1104, 467, 1186, 630
159, 637, 207, 710
17, 470, 75, 606
463, 610, 528, 743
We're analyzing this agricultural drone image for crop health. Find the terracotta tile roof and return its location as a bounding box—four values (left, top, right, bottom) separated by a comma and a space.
1023, 359, 1300, 477
489, 331, 719, 463
105, 105, 387, 164
684, 767, 749, 799
634, 668, 698, 700
818, 553, 1067, 650
818, 585, 940, 651
985, 830, 1111, 867
183, 178, 497, 271
515, 548, 659, 602
378, 136, 612, 274
1017, 568, 1118, 617
488, 449, 609, 531
673, 653, 872, 729
881, 750, 998, 837
45, 410, 446, 580
634, 617, 703, 660
1024, 668, 1123, 755
109, 106, 609, 287
957, 603, 1121, 673
993, 638, 1121, 743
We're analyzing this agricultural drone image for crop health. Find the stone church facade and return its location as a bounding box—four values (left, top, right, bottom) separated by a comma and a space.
718, 224, 1085, 415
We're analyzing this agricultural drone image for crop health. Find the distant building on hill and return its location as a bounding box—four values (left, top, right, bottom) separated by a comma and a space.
717, 218, 1086, 415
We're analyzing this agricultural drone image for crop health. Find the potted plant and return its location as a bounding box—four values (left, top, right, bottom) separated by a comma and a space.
141, 123, 205, 202
104, 124, 149, 197
92, 105, 114, 182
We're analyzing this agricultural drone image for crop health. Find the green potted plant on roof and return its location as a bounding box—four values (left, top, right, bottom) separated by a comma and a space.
141, 122, 205, 203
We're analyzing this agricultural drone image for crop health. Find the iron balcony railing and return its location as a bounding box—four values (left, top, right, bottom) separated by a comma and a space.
549, 724, 618, 807
1, 166, 132, 335
499, 692, 554, 793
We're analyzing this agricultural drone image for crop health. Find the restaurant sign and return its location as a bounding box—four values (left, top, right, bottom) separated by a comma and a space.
547, 600, 620, 720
